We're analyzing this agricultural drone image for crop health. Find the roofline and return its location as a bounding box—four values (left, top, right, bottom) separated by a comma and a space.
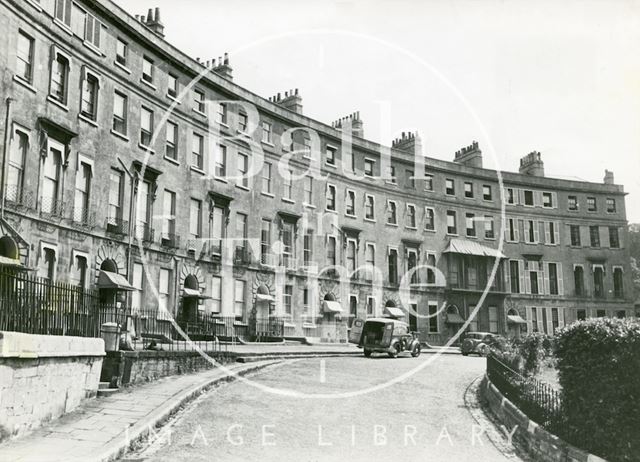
90, 0, 626, 194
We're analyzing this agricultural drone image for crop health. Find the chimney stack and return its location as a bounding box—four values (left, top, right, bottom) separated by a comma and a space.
271, 88, 303, 114
143, 7, 165, 37
331, 112, 363, 138
453, 141, 483, 168
604, 169, 615, 185
519, 151, 544, 177
212, 52, 233, 80
392, 131, 423, 157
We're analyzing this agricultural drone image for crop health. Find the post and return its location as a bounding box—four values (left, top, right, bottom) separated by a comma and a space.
1, 97, 14, 219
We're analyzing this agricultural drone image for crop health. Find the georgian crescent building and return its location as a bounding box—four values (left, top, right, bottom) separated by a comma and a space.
0, 0, 634, 345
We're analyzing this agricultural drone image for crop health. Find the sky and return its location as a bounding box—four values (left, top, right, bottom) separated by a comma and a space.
116, 0, 640, 222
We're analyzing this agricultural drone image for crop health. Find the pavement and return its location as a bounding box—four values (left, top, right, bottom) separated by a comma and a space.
0, 361, 280, 462
0, 344, 461, 462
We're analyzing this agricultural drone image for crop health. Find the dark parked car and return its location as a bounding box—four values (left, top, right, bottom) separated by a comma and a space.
461, 332, 502, 356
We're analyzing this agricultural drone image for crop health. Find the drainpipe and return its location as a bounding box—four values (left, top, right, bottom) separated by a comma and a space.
1, 97, 14, 219
117, 157, 137, 322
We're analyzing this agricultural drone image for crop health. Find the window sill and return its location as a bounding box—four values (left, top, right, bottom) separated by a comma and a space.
345, 213, 357, 219
13, 75, 37, 94
138, 143, 155, 154
424, 189, 434, 193
325, 209, 337, 214
484, 236, 496, 241
114, 61, 132, 74
53, 18, 73, 36
140, 79, 157, 91
78, 113, 98, 127
261, 140, 275, 147
406, 226, 418, 231
236, 184, 251, 191
446, 232, 459, 237
214, 176, 228, 184
386, 223, 399, 228
110, 129, 130, 142
303, 203, 316, 209
325, 163, 337, 169
82, 41, 103, 57
192, 108, 207, 118
25, 0, 42, 11
424, 228, 436, 233
261, 192, 275, 199
483, 198, 493, 203
167, 94, 181, 104
164, 155, 180, 166
364, 218, 376, 223
46, 95, 69, 111
190, 166, 206, 175
282, 197, 295, 204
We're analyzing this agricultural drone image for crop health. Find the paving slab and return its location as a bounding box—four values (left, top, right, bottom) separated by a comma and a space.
0, 361, 278, 462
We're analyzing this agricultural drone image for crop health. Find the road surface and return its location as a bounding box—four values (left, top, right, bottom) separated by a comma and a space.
128, 352, 523, 462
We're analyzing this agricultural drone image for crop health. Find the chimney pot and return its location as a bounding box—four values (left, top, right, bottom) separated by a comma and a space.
147, 8, 153, 22
155, 7, 161, 22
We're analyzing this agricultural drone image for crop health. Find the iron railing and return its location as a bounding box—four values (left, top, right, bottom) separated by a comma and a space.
70, 207, 97, 229
161, 233, 180, 249
39, 196, 65, 220
4, 185, 35, 210
106, 216, 129, 236
135, 223, 155, 243
487, 354, 565, 437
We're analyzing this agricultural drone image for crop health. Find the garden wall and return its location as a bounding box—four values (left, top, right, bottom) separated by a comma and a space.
0, 331, 104, 440
101, 349, 234, 387
481, 376, 607, 462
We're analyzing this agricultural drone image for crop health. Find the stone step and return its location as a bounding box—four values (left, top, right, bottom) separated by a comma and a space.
97, 388, 120, 398
98, 382, 111, 390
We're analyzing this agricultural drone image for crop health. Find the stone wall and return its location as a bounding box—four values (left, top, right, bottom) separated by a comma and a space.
480, 376, 607, 462
0, 332, 105, 441
101, 350, 233, 387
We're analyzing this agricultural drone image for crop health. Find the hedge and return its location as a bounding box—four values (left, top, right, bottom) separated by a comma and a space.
555, 317, 640, 462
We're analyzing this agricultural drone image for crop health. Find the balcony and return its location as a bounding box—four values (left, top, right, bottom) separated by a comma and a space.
4, 186, 35, 211
39, 197, 65, 221
70, 207, 97, 229
105, 217, 129, 236
260, 253, 277, 267
161, 233, 180, 250
135, 224, 155, 243
234, 246, 252, 266
282, 254, 296, 271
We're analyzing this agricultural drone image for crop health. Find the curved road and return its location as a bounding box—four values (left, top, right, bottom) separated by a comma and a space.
131, 353, 523, 462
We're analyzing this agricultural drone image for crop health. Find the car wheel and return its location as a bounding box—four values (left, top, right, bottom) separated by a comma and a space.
411, 343, 421, 357
478, 344, 490, 357
461, 352, 469, 356
364, 349, 372, 357
388, 343, 399, 358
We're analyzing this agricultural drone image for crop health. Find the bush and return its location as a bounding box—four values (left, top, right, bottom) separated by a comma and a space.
519, 332, 553, 376
555, 317, 640, 462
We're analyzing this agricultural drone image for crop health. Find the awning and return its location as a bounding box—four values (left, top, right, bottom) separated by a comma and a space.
443, 238, 506, 259
322, 300, 343, 313
255, 293, 275, 302
0, 256, 24, 268
383, 307, 405, 319
507, 314, 527, 324
183, 288, 211, 299
97, 270, 136, 291
445, 312, 466, 324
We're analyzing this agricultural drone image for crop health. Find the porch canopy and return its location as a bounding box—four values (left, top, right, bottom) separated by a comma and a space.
182, 288, 211, 300
0, 256, 25, 269
97, 270, 136, 291
322, 300, 343, 313
443, 238, 506, 259
445, 312, 466, 324
507, 314, 527, 324
383, 307, 405, 319
255, 293, 275, 303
